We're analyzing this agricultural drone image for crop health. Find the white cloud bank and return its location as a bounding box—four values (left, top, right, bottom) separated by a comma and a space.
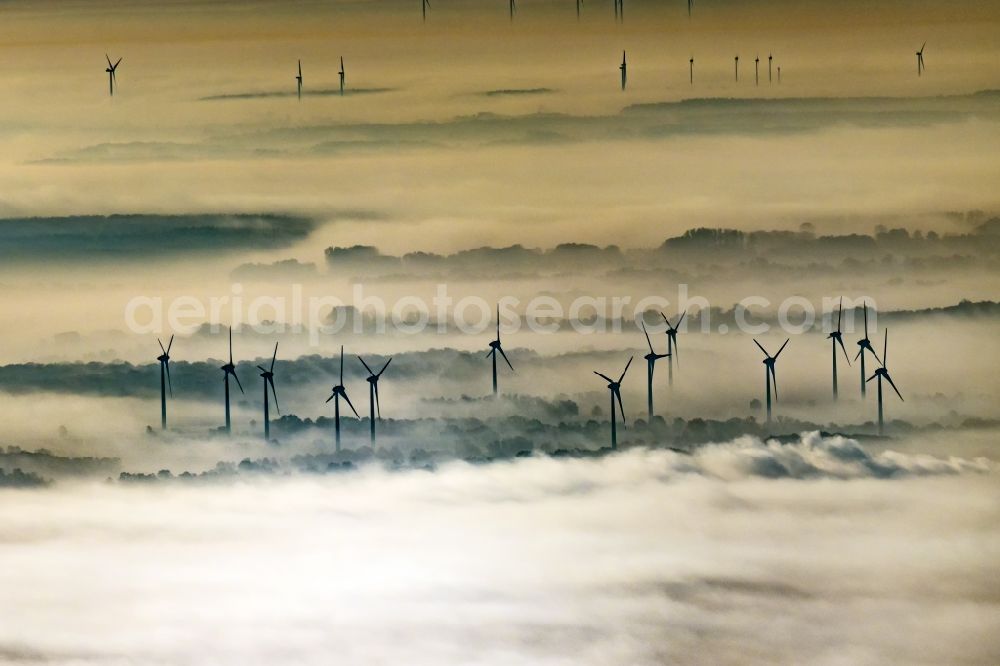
0, 433, 997, 665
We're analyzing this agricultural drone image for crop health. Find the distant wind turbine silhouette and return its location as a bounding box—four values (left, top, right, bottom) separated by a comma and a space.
156, 335, 174, 430
326, 345, 359, 451
105, 55, 122, 97
827, 298, 852, 400
734, 55, 739, 82
689, 56, 694, 84
755, 54, 760, 86
423, 0, 430, 21
754, 338, 789, 424
220, 329, 244, 434
688, 0, 693, 18
339, 57, 345, 95
768, 53, 773, 83
777, 65, 781, 83
854, 302, 881, 398
620, 51, 627, 90
358, 355, 392, 446
487, 305, 514, 395
296, 60, 303, 99
660, 310, 686, 387
577, 0, 582, 19
257, 343, 279, 442
509, 0, 516, 20
916, 42, 926, 76
641, 322, 669, 421
594, 357, 632, 450
866, 329, 903, 435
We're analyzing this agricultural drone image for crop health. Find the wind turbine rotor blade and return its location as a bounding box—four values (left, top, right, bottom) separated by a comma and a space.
775, 338, 790, 359
615, 389, 626, 429
496, 304, 500, 341
232, 371, 244, 394
357, 355, 375, 377
378, 357, 392, 376
498, 346, 514, 372
165, 361, 173, 397
158, 338, 166, 355
854, 347, 863, 362
642, 321, 654, 354
374, 382, 381, 419
866, 372, 879, 382
257, 365, 268, 373
339, 345, 344, 383
342, 391, 360, 418
770, 365, 778, 401
753, 339, 770, 358
228, 328, 233, 364
618, 356, 633, 383
326, 393, 335, 403
837, 336, 852, 365
114, 57, 122, 68
106, 54, 112, 67
594, 371, 614, 383
269, 377, 280, 414
166, 334, 174, 355
884, 373, 903, 401
486, 348, 495, 359
676, 310, 686, 328
883, 328, 889, 367
660, 311, 670, 326
270, 342, 278, 372
863, 303, 869, 337
837, 297, 843, 332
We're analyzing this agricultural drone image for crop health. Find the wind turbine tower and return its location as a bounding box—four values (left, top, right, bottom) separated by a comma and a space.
594, 357, 632, 450
156, 336, 174, 430
641, 322, 669, 421
258, 343, 280, 441
754, 338, 789, 424
867, 329, 903, 435
220, 329, 244, 434
326, 346, 359, 451
486, 305, 514, 395
358, 355, 392, 446
827, 298, 852, 399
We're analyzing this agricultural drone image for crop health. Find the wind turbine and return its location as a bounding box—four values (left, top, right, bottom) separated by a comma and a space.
358, 355, 392, 446
777, 65, 781, 83
867, 329, 903, 435
105, 55, 122, 97
620, 51, 627, 90
594, 357, 632, 450
854, 302, 881, 398
156, 335, 174, 430
325, 345, 359, 451
486, 304, 514, 395
916, 42, 925, 76
734, 55, 739, 82
576, 0, 582, 19
754, 338, 789, 424
768, 53, 773, 83
339, 57, 345, 95
423, 0, 429, 21
257, 342, 279, 442
296, 60, 303, 99
220, 329, 244, 434
660, 310, 686, 387
827, 297, 852, 400
755, 54, 760, 86
641, 322, 670, 421
687, 0, 693, 18
689, 56, 694, 84
510, 0, 516, 20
